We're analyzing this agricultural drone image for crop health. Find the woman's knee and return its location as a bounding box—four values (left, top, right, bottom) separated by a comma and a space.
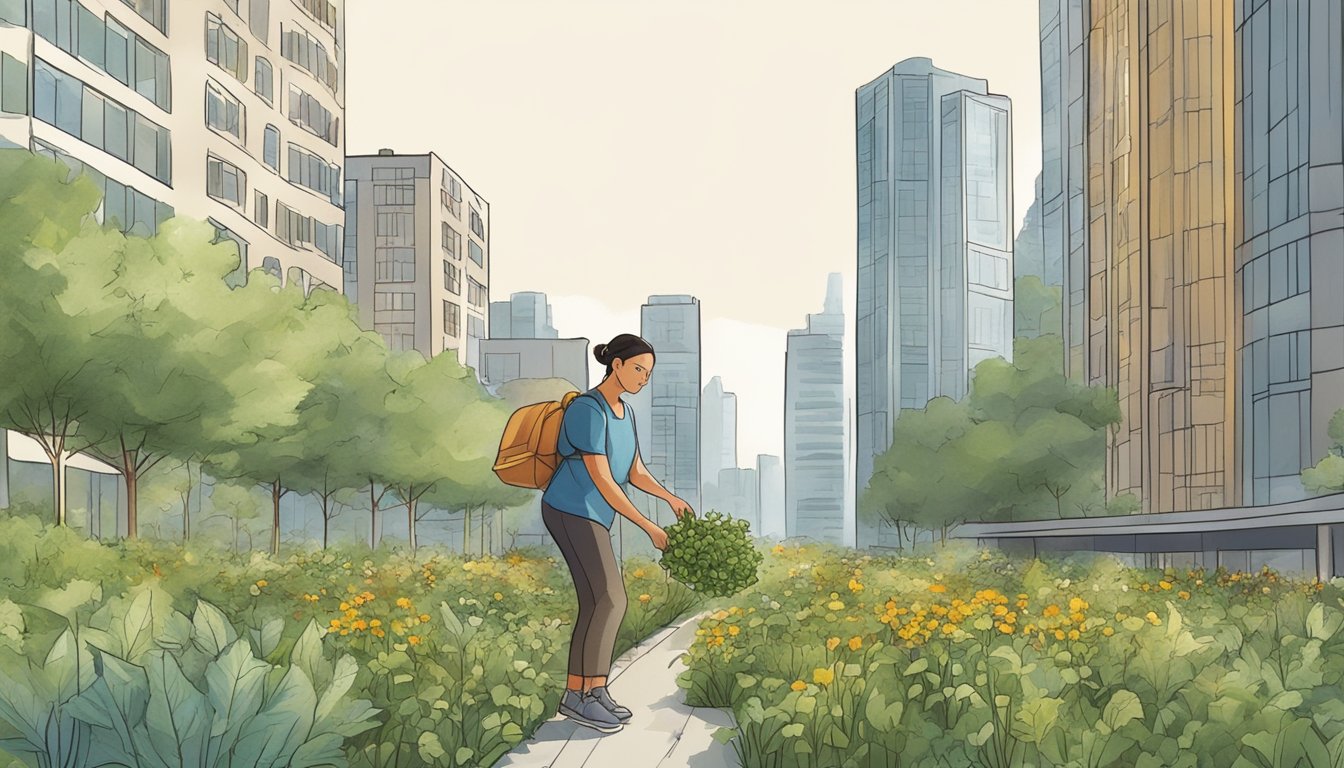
594, 589, 627, 615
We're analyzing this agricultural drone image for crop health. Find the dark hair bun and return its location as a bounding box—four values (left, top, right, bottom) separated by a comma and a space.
595, 334, 655, 373
594, 343, 610, 364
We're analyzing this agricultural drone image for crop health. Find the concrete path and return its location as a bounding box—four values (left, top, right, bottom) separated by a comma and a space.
496, 612, 740, 768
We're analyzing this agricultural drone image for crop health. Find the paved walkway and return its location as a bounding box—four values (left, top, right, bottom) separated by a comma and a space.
496, 612, 739, 768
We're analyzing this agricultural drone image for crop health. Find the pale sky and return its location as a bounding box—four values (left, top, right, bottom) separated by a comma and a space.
345, 0, 1042, 464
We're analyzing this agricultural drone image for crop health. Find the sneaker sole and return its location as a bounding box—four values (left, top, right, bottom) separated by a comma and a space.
558, 704, 624, 733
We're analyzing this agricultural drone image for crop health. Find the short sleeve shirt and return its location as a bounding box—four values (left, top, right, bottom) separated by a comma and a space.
540, 390, 639, 529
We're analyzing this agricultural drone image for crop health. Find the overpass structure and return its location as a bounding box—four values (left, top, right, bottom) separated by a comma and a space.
953, 493, 1344, 583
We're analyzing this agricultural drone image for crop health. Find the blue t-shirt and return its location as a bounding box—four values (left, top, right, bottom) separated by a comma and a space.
541, 390, 638, 529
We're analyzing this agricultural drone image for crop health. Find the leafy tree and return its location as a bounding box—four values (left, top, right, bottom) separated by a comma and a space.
1303, 411, 1344, 493
1014, 275, 1063, 341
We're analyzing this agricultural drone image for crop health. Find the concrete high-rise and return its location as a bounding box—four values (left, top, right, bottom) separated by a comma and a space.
756, 454, 785, 539
344, 150, 489, 372
489, 291, 558, 339
716, 467, 759, 533
786, 273, 846, 545
637, 295, 701, 524
855, 58, 1014, 548
1085, 0, 1237, 513
1234, 0, 1344, 505
0, 0, 347, 292
1039, 0, 1090, 375
700, 375, 737, 508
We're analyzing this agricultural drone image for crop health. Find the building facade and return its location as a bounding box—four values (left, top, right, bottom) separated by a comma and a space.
856, 58, 1014, 548
1234, 0, 1344, 505
1039, 0, 1091, 375
0, 0, 346, 292
344, 149, 489, 371
756, 453, 785, 539
700, 375, 737, 506
477, 338, 588, 391
1085, 0, 1237, 514
715, 467, 759, 532
637, 295, 701, 522
489, 291, 558, 339
786, 273, 846, 545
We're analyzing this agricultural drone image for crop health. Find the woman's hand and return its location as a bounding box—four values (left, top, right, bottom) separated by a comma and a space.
667, 496, 695, 520
646, 523, 668, 551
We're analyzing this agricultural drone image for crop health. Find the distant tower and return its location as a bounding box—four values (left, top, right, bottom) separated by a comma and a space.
785, 273, 846, 544
636, 295, 702, 523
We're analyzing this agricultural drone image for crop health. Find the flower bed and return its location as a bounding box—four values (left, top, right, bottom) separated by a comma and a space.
0, 515, 701, 767
682, 541, 1339, 768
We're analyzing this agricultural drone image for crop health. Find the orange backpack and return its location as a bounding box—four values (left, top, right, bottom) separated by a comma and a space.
493, 391, 583, 489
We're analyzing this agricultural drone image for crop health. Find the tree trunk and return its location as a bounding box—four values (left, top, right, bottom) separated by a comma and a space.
271, 479, 282, 556
181, 466, 194, 543
49, 451, 68, 527
463, 507, 471, 554
406, 491, 418, 551
232, 518, 239, 553
368, 482, 379, 549
120, 446, 139, 540
480, 505, 486, 555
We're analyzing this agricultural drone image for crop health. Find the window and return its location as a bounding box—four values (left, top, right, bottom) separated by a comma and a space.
117, 0, 164, 30
467, 277, 486, 307
205, 13, 247, 83
468, 239, 484, 266
205, 81, 244, 141
968, 250, 1009, 290
33, 139, 172, 236
263, 124, 279, 172
0, 53, 26, 115
375, 247, 415, 282
251, 191, 268, 228
375, 292, 415, 311
0, 0, 24, 25
313, 220, 340, 262
444, 300, 460, 337
443, 260, 460, 294
33, 58, 170, 184
441, 222, 459, 258
254, 57, 273, 104
247, 0, 269, 43
297, 0, 336, 32
31, 2, 169, 110
376, 211, 414, 245
206, 155, 246, 207
287, 84, 336, 145
469, 206, 484, 238
276, 201, 312, 246
282, 23, 338, 91
373, 168, 415, 204
286, 143, 340, 203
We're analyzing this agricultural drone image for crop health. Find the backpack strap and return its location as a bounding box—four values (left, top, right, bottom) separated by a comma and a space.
562, 391, 611, 461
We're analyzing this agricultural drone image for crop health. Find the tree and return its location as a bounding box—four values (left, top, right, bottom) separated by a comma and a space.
1014, 275, 1063, 341
1303, 411, 1344, 493
209, 482, 267, 552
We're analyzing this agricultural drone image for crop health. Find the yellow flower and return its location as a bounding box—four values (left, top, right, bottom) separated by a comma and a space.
1178, 590, 1191, 600
396, 597, 413, 610
372, 628, 385, 638
826, 636, 841, 651
408, 635, 421, 645
848, 636, 863, 651
255, 579, 268, 588
633, 568, 646, 578
942, 624, 957, 635
812, 668, 835, 686
1102, 627, 1115, 637
352, 620, 368, 631
1043, 604, 1061, 617
419, 614, 431, 623
728, 625, 741, 636
998, 623, 1014, 634
1146, 611, 1161, 625
339, 602, 350, 612
329, 619, 341, 629
1159, 581, 1172, 590
827, 600, 846, 611
639, 594, 652, 604
790, 679, 807, 691
849, 579, 865, 593
494, 592, 504, 601
929, 584, 947, 593
369, 619, 382, 628
1068, 629, 1080, 641
1054, 629, 1066, 641
993, 605, 1008, 617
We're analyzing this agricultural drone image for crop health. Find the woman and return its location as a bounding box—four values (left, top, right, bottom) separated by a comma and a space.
542, 333, 695, 734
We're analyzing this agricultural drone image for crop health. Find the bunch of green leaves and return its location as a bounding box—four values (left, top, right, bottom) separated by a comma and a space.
659, 510, 763, 598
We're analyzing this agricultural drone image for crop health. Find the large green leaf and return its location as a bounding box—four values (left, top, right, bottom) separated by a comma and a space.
249, 619, 284, 660
231, 666, 317, 768
0, 664, 46, 749
314, 654, 358, 726
289, 622, 333, 697
204, 639, 269, 762
144, 650, 212, 768
1101, 690, 1143, 732
192, 601, 237, 657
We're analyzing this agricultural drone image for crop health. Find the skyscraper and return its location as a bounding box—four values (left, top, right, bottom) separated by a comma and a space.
344, 150, 489, 373
0, 0, 347, 292
1235, 0, 1344, 505
1085, 0, 1237, 513
756, 454, 785, 539
1039, 0, 1090, 376
786, 273, 845, 545
855, 58, 1014, 548
639, 295, 701, 523
700, 375, 737, 511
489, 291, 558, 339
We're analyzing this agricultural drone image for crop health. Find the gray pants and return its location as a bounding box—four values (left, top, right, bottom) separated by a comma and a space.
542, 501, 627, 678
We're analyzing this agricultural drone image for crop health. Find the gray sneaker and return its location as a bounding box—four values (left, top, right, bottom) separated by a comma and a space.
558, 689, 624, 733
589, 686, 632, 721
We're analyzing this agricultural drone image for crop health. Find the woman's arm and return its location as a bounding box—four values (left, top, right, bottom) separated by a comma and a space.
583, 453, 659, 533
628, 454, 674, 504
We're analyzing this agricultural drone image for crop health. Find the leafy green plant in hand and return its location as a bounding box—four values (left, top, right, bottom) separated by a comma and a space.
659, 510, 763, 598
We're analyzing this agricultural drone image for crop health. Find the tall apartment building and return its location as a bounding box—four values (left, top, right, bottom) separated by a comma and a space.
700, 375, 737, 496
0, 0, 347, 292
756, 453, 785, 539
1039, 0, 1090, 375
489, 291, 558, 339
1234, 0, 1344, 505
1083, 0, 1237, 513
856, 58, 1013, 547
633, 295, 701, 523
344, 150, 489, 371
786, 273, 846, 545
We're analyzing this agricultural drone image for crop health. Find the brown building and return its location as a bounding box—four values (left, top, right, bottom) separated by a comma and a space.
1085, 0, 1238, 513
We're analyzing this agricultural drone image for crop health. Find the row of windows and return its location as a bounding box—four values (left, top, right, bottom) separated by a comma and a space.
118, 0, 164, 33
288, 83, 337, 146
376, 210, 413, 246
222, 0, 270, 45
286, 142, 341, 204
967, 249, 1010, 291
1242, 240, 1310, 312
205, 80, 243, 142
375, 292, 415, 311
375, 247, 415, 282
276, 200, 339, 261
34, 138, 172, 236
281, 24, 337, 91
0, 53, 24, 115
32, 0, 170, 111
206, 12, 249, 84
296, 0, 336, 34
33, 58, 171, 184
374, 179, 414, 205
